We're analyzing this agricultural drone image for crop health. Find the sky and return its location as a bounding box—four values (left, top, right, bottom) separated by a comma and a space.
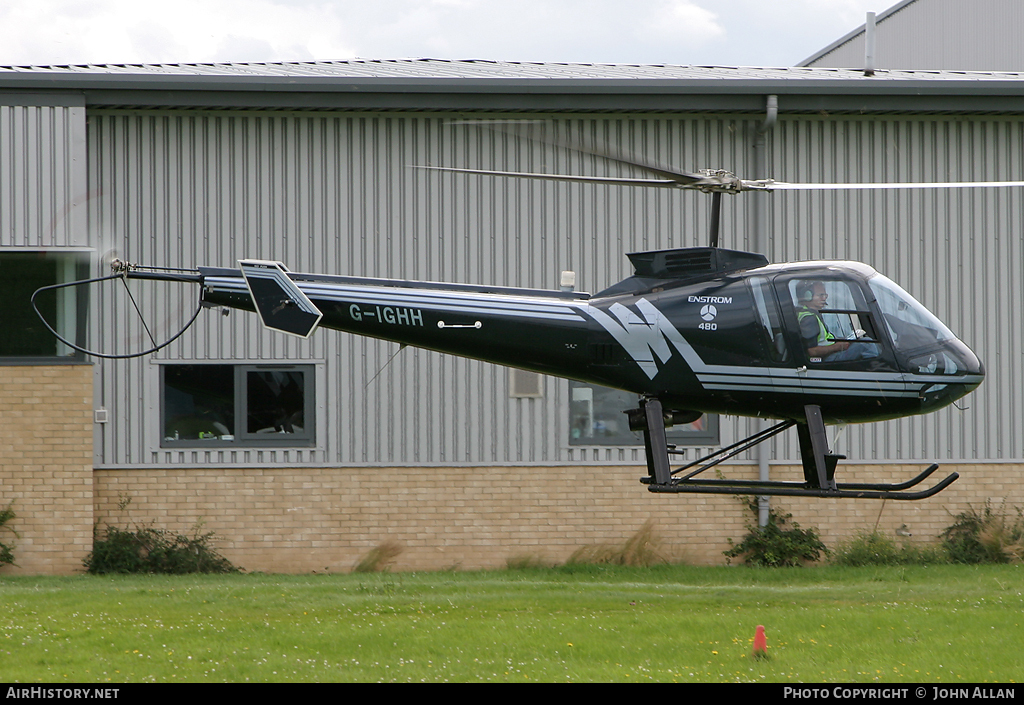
0, 0, 892, 69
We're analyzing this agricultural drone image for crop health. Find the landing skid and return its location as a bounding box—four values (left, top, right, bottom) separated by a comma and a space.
631, 399, 959, 500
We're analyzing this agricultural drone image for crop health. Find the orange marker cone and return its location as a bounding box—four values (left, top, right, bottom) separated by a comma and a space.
752, 625, 768, 660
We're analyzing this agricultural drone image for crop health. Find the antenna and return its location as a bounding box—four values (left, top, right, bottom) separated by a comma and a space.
864, 12, 877, 77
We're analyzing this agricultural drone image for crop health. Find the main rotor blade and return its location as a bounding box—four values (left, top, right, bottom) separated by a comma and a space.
413, 165, 678, 187
749, 179, 1024, 191
455, 120, 707, 186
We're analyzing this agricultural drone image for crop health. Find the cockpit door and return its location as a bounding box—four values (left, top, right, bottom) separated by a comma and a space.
774, 274, 908, 411
747, 275, 798, 408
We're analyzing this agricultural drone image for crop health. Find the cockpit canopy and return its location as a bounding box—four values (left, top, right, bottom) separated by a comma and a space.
743, 263, 977, 378
867, 274, 956, 353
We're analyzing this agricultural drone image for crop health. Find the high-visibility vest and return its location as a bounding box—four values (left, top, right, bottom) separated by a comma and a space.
797, 309, 835, 347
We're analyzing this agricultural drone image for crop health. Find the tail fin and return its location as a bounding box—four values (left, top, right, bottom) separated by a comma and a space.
239, 259, 322, 338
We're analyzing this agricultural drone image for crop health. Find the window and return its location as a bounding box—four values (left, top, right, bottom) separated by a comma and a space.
784, 278, 884, 367
1, 251, 88, 359
162, 364, 315, 447
750, 276, 790, 363
569, 381, 718, 446
868, 274, 955, 353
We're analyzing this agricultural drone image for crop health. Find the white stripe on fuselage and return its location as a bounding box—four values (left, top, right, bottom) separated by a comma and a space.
206, 276, 586, 323
206, 276, 975, 398
577, 296, 974, 398
304, 283, 585, 322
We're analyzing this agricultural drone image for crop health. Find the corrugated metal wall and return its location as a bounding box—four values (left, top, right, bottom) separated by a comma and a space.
88, 110, 1023, 467
0, 103, 87, 248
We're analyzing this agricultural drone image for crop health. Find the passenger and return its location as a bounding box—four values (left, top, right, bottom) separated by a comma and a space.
796, 281, 878, 362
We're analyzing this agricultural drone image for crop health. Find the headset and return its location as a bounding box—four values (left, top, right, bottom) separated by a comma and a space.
797, 281, 820, 303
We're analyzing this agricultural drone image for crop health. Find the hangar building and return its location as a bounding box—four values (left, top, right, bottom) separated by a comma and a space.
1, 59, 1022, 573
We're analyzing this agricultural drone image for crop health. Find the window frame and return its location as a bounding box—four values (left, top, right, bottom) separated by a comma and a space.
776, 275, 890, 370
749, 275, 791, 364
160, 362, 316, 448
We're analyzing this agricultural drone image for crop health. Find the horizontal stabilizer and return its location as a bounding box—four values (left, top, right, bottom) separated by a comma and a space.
239, 260, 322, 338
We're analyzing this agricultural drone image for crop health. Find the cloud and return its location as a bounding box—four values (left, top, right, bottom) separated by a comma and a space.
0, 0, 354, 65
0, 0, 885, 67
641, 0, 724, 43
330, 0, 727, 64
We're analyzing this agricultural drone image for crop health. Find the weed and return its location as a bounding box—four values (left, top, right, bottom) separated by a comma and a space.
505, 553, 553, 570
724, 501, 828, 567
831, 531, 946, 567
353, 539, 404, 573
567, 519, 673, 567
831, 531, 900, 566
0, 502, 17, 567
894, 542, 947, 565
85, 523, 238, 574
356, 575, 401, 595
941, 503, 1024, 564
619, 519, 668, 566
566, 543, 622, 565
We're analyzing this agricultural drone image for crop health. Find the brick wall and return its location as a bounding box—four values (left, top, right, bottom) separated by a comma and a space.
92, 462, 1024, 573
2, 362, 1018, 576
0, 364, 93, 575
771, 463, 1024, 552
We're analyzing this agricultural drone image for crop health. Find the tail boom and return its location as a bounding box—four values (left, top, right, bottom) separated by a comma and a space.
200, 264, 592, 376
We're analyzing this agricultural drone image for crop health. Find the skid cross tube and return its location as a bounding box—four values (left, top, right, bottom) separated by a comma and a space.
673, 420, 795, 481
636, 398, 959, 500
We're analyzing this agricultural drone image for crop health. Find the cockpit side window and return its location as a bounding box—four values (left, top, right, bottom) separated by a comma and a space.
784, 278, 883, 366
749, 276, 789, 363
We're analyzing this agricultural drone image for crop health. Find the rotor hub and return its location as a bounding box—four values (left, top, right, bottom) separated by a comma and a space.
694, 169, 744, 194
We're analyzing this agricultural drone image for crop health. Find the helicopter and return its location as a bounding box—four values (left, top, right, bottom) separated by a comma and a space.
36, 123, 1019, 501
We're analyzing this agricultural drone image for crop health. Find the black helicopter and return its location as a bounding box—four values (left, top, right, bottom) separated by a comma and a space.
38, 125, 1018, 501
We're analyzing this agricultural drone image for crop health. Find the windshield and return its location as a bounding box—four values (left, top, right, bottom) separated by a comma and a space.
868, 274, 956, 353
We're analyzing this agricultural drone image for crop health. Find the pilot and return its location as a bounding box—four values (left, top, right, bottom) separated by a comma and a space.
796, 281, 878, 362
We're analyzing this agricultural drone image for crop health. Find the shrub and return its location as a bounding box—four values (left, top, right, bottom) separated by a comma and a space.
0, 502, 17, 567
725, 502, 828, 567
85, 523, 238, 574
941, 503, 1024, 564
831, 531, 946, 567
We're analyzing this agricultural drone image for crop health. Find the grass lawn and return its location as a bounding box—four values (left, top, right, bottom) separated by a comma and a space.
1, 564, 1021, 683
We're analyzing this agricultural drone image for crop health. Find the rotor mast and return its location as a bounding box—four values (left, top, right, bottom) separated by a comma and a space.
708, 192, 722, 248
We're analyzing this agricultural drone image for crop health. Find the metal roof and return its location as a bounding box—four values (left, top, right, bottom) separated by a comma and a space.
1, 59, 1022, 113
3, 58, 1023, 80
